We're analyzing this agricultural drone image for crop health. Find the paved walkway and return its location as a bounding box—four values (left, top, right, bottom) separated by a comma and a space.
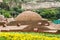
0, 25, 28, 31
45, 22, 60, 30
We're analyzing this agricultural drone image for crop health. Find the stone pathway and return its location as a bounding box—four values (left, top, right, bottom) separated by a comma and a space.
0, 25, 28, 31
45, 22, 60, 30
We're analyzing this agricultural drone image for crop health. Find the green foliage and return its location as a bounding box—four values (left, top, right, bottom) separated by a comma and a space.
10, 6, 24, 17
0, 2, 9, 10
0, 9, 11, 18
13, 7, 23, 13
56, 13, 60, 19
34, 8, 59, 21
3, 12, 11, 18
0, 1, 24, 18
0, 36, 7, 40
56, 8, 60, 19
1, 0, 60, 20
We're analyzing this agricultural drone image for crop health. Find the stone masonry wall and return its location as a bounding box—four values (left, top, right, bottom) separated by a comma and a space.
22, 2, 60, 10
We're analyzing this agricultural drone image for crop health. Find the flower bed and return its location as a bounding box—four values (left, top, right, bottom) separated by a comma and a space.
0, 32, 60, 40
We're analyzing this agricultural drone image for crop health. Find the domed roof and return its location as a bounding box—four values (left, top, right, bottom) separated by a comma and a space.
15, 11, 42, 21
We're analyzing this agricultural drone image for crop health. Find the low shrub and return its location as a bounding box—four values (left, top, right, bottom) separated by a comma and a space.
0, 32, 60, 40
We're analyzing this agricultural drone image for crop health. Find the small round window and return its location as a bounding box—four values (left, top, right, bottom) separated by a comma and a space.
33, 28, 38, 31
45, 23, 48, 26
38, 22, 42, 25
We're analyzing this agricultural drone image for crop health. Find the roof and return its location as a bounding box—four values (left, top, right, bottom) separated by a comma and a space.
15, 11, 42, 21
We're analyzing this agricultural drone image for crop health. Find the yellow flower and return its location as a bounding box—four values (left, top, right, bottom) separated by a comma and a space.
0, 32, 60, 40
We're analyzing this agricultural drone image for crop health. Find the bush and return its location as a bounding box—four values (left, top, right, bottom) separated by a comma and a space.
0, 9, 11, 18
13, 7, 24, 13
0, 32, 60, 40
9, 7, 24, 17
0, 2, 10, 10
4, 13, 11, 18
34, 8, 59, 21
